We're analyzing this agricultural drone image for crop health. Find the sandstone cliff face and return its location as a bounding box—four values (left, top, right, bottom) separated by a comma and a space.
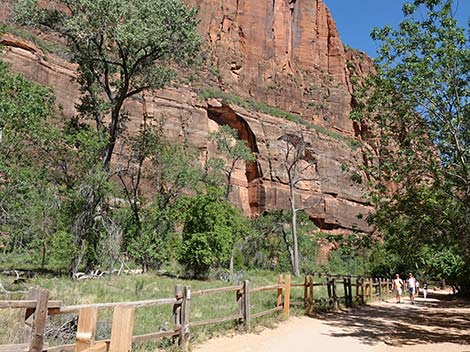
186, 0, 374, 134
203, 101, 374, 232
0, 0, 375, 233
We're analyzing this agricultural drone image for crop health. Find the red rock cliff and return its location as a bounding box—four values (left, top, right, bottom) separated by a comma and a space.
0, 0, 375, 233
187, 0, 372, 134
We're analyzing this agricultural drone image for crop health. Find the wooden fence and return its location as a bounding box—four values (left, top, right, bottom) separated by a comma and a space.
0, 274, 393, 352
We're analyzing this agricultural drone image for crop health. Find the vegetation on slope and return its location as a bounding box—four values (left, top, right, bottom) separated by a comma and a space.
198, 88, 362, 149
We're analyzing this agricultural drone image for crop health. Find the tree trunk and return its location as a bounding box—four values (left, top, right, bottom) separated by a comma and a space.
229, 254, 234, 282
103, 135, 116, 171
68, 253, 80, 278
290, 184, 300, 276
103, 100, 125, 170
281, 224, 295, 274
40, 242, 46, 269
225, 167, 234, 199
142, 256, 148, 273
291, 213, 300, 276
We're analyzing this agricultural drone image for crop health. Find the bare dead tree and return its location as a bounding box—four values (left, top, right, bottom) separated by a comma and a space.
278, 128, 317, 276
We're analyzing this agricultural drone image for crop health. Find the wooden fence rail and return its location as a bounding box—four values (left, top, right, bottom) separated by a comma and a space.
0, 273, 393, 352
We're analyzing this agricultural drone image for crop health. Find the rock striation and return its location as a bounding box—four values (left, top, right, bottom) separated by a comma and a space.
187, 0, 374, 134
0, 0, 375, 233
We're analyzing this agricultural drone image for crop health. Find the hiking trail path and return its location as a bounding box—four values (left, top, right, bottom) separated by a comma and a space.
194, 292, 470, 352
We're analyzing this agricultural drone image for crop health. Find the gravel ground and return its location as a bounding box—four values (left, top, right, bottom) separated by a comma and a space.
194, 292, 470, 352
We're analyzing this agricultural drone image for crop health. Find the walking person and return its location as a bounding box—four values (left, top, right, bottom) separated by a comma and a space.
392, 274, 403, 304
407, 273, 417, 304
422, 281, 428, 300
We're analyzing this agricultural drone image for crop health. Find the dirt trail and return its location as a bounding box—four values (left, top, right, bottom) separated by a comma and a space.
194, 293, 470, 352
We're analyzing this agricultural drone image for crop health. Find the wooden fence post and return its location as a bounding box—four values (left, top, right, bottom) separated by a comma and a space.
378, 278, 383, 301
173, 284, 183, 348
24, 287, 38, 344
344, 277, 352, 308
303, 276, 308, 309
360, 278, 365, 304
355, 277, 359, 302
326, 277, 332, 308
29, 288, 48, 352
179, 286, 191, 351
109, 305, 135, 352
369, 278, 373, 302
348, 277, 352, 307
308, 275, 314, 315
173, 285, 183, 320
242, 280, 250, 330
75, 307, 98, 352
355, 277, 359, 298
284, 275, 291, 319
348, 278, 353, 307
343, 278, 348, 308
387, 279, 390, 295
237, 286, 243, 324
332, 278, 338, 311
276, 274, 283, 308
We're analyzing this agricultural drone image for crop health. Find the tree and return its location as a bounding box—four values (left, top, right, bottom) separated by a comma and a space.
278, 130, 317, 276
206, 125, 254, 279
178, 188, 248, 278
246, 210, 319, 273
118, 116, 204, 272
244, 211, 290, 270
356, 0, 470, 285
0, 51, 114, 274
15, 0, 201, 170
12, 0, 201, 275
208, 125, 255, 199
0, 59, 60, 267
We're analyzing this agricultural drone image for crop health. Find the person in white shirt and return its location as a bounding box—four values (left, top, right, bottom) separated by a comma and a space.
407, 273, 417, 305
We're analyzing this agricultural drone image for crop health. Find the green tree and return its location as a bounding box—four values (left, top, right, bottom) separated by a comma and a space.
15, 0, 201, 170
0, 54, 113, 274
206, 125, 255, 279
247, 210, 318, 273
65, 169, 114, 275
356, 0, 470, 286
244, 211, 290, 271
13, 0, 201, 274
118, 120, 204, 272
178, 188, 248, 278
0, 59, 60, 268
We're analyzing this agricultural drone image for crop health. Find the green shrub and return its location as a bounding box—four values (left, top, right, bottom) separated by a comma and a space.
178, 189, 248, 278
48, 231, 75, 270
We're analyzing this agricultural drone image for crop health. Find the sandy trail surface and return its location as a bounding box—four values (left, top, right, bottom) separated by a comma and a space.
194, 293, 470, 352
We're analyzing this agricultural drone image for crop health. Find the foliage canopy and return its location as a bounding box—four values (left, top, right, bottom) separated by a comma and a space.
15, 0, 201, 169
356, 0, 470, 286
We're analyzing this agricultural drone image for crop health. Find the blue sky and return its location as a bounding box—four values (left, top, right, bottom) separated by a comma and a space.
324, 0, 470, 57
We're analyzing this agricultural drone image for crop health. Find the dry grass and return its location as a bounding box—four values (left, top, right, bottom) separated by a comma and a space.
0, 271, 349, 350
0, 271, 289, 349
